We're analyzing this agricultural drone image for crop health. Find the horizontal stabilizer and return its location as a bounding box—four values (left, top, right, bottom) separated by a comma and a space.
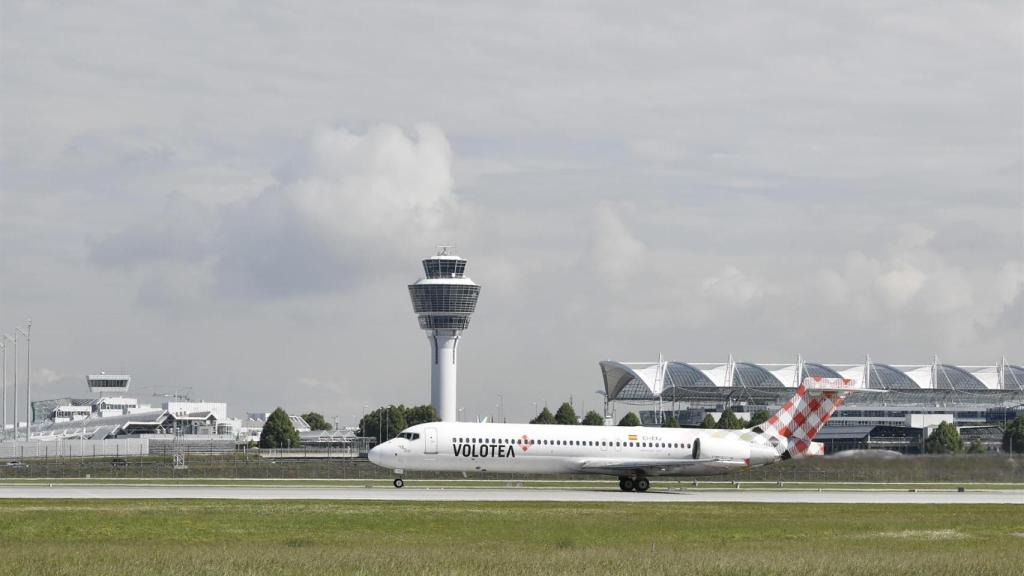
801, 377, 885, 393
801, 377, 859, 390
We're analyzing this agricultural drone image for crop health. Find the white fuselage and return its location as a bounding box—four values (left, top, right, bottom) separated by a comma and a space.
368, 421, 781, 477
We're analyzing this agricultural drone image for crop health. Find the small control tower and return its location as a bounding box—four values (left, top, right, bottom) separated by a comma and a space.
86, 373, 131, 394
408, 246, 481, 422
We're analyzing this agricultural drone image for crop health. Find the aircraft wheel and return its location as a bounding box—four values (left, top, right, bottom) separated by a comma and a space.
619, 477, 635, 492
635, 477, 650, 492
393, 478, 404, 488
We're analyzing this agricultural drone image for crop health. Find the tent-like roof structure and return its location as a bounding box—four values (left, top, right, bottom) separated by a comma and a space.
600, 358, 1024, 403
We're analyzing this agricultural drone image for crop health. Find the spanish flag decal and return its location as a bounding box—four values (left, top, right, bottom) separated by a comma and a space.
628, 434, 637, 441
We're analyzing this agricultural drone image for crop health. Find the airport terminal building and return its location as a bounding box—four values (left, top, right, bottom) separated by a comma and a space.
600, 356, 1024, 453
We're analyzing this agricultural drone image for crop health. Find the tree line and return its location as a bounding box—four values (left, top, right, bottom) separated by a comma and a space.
526, 404, 771, 429
923, 416, 1024, 454
358, 405, 439, 442
258, 409, 333, 448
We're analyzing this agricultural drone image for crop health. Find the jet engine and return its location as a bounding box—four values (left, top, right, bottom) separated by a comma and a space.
691, 437, 750, 461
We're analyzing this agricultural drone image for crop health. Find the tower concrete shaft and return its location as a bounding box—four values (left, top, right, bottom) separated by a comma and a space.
429, 332, 459, 422
409, 247, 481, 422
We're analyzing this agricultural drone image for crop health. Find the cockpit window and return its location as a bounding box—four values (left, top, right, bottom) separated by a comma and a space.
397, 432, 420, 440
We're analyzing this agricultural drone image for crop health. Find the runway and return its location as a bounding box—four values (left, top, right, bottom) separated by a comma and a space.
1, 484, 1021, 503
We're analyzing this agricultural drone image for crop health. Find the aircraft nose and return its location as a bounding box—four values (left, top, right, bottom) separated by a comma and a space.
368, 444, 384, 466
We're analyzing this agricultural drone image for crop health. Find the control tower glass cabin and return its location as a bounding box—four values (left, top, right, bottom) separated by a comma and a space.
408, 247, 481, 422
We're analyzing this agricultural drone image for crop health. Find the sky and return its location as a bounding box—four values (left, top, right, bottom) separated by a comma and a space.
1, 1, 1021, 424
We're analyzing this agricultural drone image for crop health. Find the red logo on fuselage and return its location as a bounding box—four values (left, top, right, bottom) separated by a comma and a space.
519, 434, 530, 452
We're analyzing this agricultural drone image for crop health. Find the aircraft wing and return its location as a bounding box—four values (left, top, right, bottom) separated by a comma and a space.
577, 457, 747, 476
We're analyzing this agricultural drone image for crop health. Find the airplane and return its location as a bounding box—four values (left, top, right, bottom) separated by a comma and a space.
369, 377, 862, 491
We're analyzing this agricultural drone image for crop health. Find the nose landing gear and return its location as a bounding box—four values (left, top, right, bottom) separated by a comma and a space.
393, 478, 404, 488
618, 476, 650, 492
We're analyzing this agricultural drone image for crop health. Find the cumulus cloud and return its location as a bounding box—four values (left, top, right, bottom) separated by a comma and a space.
875, 263, 927, 310
807, 227, 1023, 353
91, 192, 215, 268
589, 201, 648, 290
290, 124, 455, 245
92, 123, 463, 299
216, 123, 461, 297
701, 266, 763, 307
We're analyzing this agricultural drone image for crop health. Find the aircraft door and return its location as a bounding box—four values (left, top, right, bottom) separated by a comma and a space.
424, 428, 438, 454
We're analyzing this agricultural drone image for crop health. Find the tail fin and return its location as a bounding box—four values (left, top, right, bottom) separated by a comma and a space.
761, 377, 858, 458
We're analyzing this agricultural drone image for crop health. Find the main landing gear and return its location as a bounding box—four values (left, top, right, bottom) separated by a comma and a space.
618, 476, 650, 492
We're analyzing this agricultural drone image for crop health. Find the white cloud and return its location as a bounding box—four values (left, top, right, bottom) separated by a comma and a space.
875, 264, 927, 310
701, 266, 762, 307
214, 123, 463, 297
32, 368, 65, 387
89, 123, 463, 300
589, 201, 647, 290
289, 123, 457, 249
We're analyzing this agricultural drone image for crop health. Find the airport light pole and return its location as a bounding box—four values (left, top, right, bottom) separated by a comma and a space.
17, 321, 30, 441
0, 337, 7, 440
10, 332, 16, 441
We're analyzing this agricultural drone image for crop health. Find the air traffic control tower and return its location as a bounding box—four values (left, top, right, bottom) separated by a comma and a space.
408, 246, 481, 422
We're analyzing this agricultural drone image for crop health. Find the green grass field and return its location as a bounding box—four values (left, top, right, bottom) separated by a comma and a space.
0, 500, 1021, 575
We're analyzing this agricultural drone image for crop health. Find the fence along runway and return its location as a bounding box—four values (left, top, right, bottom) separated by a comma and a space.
0, 484, 1021, 504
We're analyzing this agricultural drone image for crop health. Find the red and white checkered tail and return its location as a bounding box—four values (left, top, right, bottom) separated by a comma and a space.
761, 377, 858, 458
